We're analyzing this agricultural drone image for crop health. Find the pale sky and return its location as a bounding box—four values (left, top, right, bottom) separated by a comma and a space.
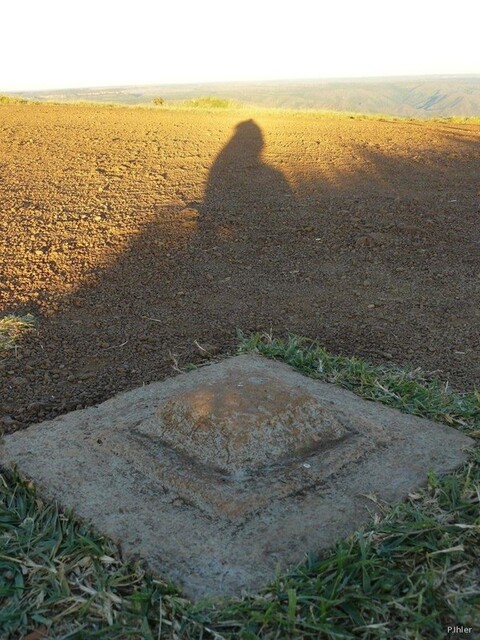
2, 0, 479, 92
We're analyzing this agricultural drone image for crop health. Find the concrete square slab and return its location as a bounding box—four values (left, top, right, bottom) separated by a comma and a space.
0, 355, 474, 600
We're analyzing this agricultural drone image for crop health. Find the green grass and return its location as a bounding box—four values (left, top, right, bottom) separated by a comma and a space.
431, 116, 480, 125
177, 97, 240, 109
1, 333, 479, 638
0, 314, 35, 352
0, 95, 29, 105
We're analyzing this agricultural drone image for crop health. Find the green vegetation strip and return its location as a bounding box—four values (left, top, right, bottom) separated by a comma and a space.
1, 333, 479, 639
0, 96, 29, 105
177, 97, 240, 109
2, 95, 480, 123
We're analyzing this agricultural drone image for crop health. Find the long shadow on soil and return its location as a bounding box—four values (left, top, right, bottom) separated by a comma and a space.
2, 119, 479, 431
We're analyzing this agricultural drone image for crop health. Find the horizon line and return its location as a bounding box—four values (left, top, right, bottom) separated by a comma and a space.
5, 72, 480, 95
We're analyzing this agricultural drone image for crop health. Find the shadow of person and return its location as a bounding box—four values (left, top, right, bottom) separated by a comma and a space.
2, 113, 480, 433
193, 119, 296, 245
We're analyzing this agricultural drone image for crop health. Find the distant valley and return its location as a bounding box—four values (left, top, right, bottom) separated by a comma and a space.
12, 75, 480, 118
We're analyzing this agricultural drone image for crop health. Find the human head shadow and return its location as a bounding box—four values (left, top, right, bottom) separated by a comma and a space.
192, 119, 296, 240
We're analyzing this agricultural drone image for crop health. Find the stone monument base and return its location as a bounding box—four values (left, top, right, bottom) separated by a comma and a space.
0, 355, 473, 599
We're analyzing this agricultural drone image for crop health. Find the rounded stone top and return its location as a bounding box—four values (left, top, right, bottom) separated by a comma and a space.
145, 370, 349, 473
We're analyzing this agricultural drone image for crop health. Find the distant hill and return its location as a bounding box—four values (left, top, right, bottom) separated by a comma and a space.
10, 76, 480, 118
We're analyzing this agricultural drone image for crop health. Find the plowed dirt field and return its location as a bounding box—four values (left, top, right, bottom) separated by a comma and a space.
1, 104, 479, 431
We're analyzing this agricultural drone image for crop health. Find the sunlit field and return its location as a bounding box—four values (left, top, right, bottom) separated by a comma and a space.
0, 101, 479, 637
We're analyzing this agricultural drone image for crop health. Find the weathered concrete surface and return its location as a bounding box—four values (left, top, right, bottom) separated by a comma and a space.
0, 355, 474, 600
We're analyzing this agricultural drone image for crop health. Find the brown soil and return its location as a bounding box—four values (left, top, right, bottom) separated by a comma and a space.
1, 104, 479, 432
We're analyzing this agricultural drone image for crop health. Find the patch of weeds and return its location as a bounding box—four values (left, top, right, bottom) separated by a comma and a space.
0, 95, 29, 105
179, 97, 239, 109
432, 116, 480, 125
0, 314, 36, 352
0, 471, 202, 639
